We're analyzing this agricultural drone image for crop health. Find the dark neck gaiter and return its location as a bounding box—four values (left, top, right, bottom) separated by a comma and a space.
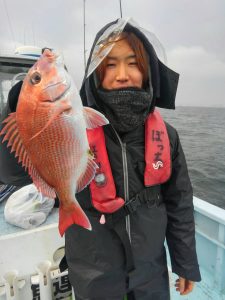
97, 87, 153, 133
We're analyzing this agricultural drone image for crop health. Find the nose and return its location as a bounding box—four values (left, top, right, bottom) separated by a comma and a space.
116, 63, 129, 83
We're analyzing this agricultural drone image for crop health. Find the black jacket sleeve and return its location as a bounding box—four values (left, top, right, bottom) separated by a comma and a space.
162, 124, 201, 282
0, 81, 32, 186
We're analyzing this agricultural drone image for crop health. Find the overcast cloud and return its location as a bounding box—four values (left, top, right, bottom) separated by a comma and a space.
0, 0, 224, 107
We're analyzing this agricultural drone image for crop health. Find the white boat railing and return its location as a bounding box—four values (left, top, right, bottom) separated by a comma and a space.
169, 197, 225, 299
194, 196, 225, 294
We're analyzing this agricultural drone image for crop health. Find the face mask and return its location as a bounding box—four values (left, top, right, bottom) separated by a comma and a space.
97, 87, 152, 133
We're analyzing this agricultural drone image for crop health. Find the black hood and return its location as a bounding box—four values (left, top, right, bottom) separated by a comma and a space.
80, 19, 179, 110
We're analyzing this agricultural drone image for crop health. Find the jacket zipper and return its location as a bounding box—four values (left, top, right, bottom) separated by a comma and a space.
112, 128, 131, 241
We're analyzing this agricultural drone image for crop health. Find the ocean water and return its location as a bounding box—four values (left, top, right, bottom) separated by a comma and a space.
159, 106, 225, 210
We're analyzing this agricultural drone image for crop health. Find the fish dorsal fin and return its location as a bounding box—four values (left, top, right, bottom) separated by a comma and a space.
83, 107, 109, 129
76, 156, 98, 193
0, 113, 56, 199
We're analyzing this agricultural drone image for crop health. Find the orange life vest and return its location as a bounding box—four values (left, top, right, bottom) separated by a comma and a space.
87, 109, 171, 214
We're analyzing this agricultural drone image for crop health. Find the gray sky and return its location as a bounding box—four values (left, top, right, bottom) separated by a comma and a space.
0, 0, 224, 107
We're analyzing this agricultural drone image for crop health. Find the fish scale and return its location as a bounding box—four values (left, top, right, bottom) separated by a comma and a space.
26, 116, 83, 186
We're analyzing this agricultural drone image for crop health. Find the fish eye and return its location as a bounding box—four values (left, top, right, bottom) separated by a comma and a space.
30, 72, 42, 85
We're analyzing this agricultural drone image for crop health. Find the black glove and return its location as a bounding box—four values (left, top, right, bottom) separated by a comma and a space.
8, 81, 23, 112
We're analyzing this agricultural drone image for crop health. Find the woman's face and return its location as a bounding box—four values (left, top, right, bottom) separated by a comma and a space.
101, 39, 143, 90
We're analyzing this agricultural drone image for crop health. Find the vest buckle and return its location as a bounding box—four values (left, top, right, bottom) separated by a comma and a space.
146, 198, 156, 208
125, 195, 141, 214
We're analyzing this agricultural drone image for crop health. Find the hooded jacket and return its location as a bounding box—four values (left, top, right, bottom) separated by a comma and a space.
68, 19, 201, 299
0, 18, 201, 299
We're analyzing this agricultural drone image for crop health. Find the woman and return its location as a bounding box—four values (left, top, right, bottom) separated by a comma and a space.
67, 19, 201, 299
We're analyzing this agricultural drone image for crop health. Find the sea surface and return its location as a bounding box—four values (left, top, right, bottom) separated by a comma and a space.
159, 106, 225, 210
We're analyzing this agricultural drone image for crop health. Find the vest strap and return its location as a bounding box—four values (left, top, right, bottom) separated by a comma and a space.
104, 187, 162, 227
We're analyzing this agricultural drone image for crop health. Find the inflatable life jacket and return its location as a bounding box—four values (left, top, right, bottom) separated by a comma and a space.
87, 109, 171, 215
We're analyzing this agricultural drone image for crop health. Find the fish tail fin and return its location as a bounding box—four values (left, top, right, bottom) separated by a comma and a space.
59, 200, 92, 236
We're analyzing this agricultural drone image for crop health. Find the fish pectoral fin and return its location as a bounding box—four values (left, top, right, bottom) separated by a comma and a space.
83, 107, 109, 129
76, 157, 99, 193
58, 201, 92, 236
30, 103, 72, 141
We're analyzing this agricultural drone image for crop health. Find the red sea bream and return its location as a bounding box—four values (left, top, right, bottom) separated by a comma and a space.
0, 49, 108, 235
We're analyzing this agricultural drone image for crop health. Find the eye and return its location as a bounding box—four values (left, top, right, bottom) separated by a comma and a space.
30, 72, 42, 85
106, 63, 116, 68
129, 61, 138, 66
